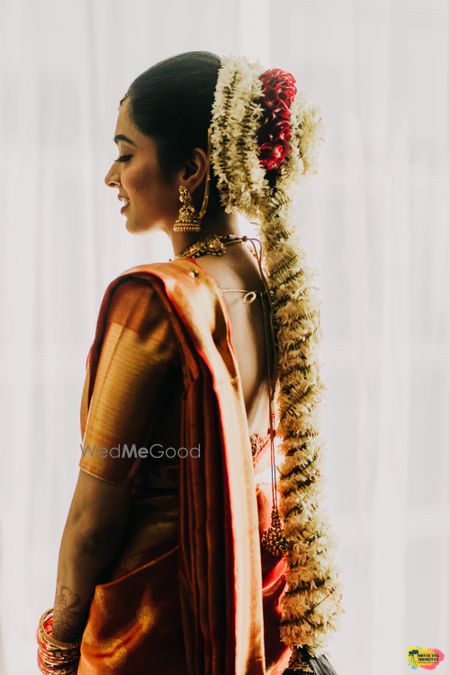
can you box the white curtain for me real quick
[1,1,448,673]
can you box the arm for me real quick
[47,277,179,643]
[51,471,130,641]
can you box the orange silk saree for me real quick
[76,258,291,674]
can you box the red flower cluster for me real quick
[257,68,297,173]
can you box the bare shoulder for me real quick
[191,245,266,291]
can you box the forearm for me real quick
[52,521,126,642]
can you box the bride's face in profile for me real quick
[104,97,181,234]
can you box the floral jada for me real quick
[208,54,344,675]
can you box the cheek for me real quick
[121,162,152,199]
[122,163,175,217]
[121,161,178,226]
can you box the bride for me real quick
[36,51,344,674]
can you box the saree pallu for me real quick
[76,259,291,674]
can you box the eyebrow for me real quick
[114,134,137,147]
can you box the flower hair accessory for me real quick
[209,54,325,220]
[208,54,345,674]
[257,68,297,174]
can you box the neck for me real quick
[167,208,241,257]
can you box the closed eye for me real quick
[114,155,132,163]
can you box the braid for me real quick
[260,189,344,656]
[209,55,345,670]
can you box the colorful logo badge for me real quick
[407,647,445,670]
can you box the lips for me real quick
[118,194,130,213]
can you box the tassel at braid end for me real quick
[283,646,340,675]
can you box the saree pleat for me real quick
[179,372,227,674]
[76,259,290,674]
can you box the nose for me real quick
[104,163,120,188]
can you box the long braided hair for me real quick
[209,55,345,673]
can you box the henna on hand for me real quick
[52,583,88,642]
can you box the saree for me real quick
[76,258,291,674]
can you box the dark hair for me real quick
[122,51,222,210]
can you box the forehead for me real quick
[113,97,157,155]
[114,98,135,137]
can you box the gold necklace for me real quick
[172,232,247,260]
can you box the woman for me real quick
[37,52,344,674]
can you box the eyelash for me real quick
[114,154,132,163]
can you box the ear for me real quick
[178,147,209,198]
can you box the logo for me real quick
[407,647,445,670]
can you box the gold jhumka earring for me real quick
[173,129,212,232]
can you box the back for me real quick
[190,242,276,436]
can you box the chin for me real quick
[124,216,140,233]
[130,215,167,235]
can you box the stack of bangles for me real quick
[36,608,81,674]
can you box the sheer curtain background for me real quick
[0,0,448,673]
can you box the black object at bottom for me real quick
[283,645,340,674]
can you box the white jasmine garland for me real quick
[209,55,268,219]
[209,55,345,665]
